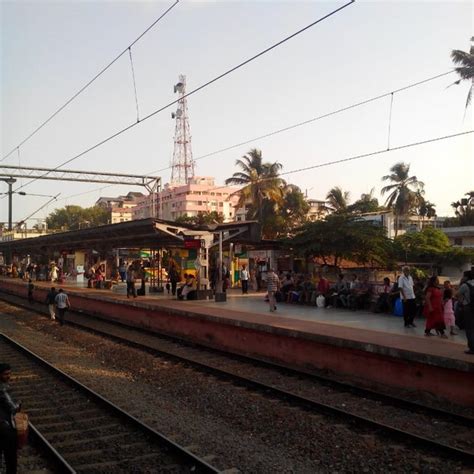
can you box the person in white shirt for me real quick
[54,288,70,326]
[240,265,249,294]
[398,266,417,328]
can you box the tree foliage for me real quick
[45,205,109,231]
[451,36,474,108]
[445,191,474,226]
[225,148,284,223]
[288,214,392,268]
[381,162,424,236]
[325,187,349,213]
[347,188,381,214]
[394,228,473,265]
[175,211,224,226]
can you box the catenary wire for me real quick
[8,68,460,207]
[150,70,455,173]
[11,0,355,194]
[52,129,473,209]
[1,0,180,162]
[51,70,461,204]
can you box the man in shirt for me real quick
[0,363,19,474]
[45,287,57,320]
[398,266,417,328]
[240,265,249,294]
[54,288,70,326]
[457,270,474,355]
[266,268,280,312]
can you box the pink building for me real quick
[132,177,244,222]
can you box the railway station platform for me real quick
[0,277,472,408]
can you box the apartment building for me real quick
[132,177,243,222]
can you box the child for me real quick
[443,287,457,336]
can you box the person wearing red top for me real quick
[317,273,330,295]
[423,276,446,337]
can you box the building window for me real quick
[454,237,463,246]
[198,201,203,206]
[219,202,223,207]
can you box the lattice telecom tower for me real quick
[170,75,195,186]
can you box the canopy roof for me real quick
[0,218,263,256]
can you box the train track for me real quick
[1,293,474,469]
[0,332,219,474]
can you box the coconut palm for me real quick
[325,186,350,213]
[225,148,284,223]
[451,191,474,225]
[451,37,474,109]
[381,162,424,236]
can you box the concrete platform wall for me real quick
[1,279,472,408]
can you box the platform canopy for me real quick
[0,218,262,256]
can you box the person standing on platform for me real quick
[168,264,180,297]
[118,261,127,282]
[457,270,474,354]
[54,289,70,326]
[27,279,34,304]
[398,266,417,328]
[0,363,20,474]
[240,265,249,294]
[443,286,457,336]
[45,287,57,320]
[423,276,446,337]
[266,268,280,312]
[126,265,137,299]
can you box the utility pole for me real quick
[1,178,17,230]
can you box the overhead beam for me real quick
[0,164,160,188]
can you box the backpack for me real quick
[466,282,474,312]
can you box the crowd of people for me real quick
[255,266,474,354]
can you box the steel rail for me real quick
[4,291,469,427]
[0,332,220,474]
[62,317,474,465]
[28,422,77,473]
[1,293,473,466]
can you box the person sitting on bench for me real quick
[178,274,197,300]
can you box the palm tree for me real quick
[451,37,474,109]
[381,162,424,236]
[325,186,349,213]
[225,148,284,223]
[451,191,474,225]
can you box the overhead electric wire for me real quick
[53,129,473,208]
[18,193,60,224]
[150,70,455,173]
[1,0,180,162]
[11,0,355,194]
[51,69,462,204]
[188,130,474,192]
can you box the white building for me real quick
[357,210,439,239]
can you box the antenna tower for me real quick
[170,75,195,185]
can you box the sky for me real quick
[1,0,473,227]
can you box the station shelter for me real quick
[0,218,267,292]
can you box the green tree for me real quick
[451,37,474,108]
[347,188,381,214]
[263,184,310,239]
[46,205,109,231]
[225,148,284,224]
[381,162,424,236]
[289,214,391,268]
[446,191,474,226]
[325,186,350,213]
[394,227,472,266]
[175,211,224,226]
